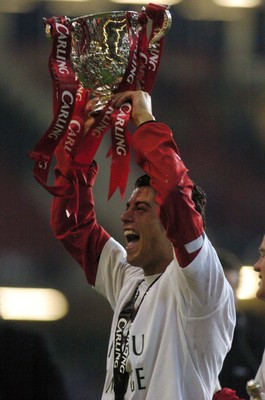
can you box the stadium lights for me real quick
[0,287,69,321]
[212,0,261,7]
[237,266,260,300]
[110,0,182,4]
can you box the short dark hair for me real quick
[135,174,207,227]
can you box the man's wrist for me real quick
[135,113,156,127]
[138,119,157,128]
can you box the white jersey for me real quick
[95,234,235,400]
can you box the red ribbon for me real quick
[108,103,132,199]
[60,83,90,157]
[28,17,80,197]
[139,3,167,93]
[106,3,169,198]
[29,4,169,208]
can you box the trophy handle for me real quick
[148,8,172,49]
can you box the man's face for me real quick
[254,235,265,301]
[120,186,173,275]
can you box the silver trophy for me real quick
[49,7,171,114]
[70,11,138,113]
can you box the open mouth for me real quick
[124,229,140,249]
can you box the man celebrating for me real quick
[50,90,235,399]
[251,235,265,393]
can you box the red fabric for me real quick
[50,121,204,284]
[213,388,246,400]
[50,144,110,285]
[132,122,204,267]
[29,18,79,196]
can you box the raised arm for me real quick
[112,91,204,267]
[50,143,110,285]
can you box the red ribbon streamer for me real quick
[29,17,79,197]
[106,3,169,198]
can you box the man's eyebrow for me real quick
[126,201,152,209]
[135,201,152,208]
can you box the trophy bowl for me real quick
[70,11,139,114]
[43,6,171,115]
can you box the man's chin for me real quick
[256,289,265,302]
[126,257,138,267]
[126,252,141,268]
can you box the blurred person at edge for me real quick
[48,90,236,399]
[251,235,265,393]
[218,249,265,399]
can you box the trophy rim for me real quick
[71,10,139,23]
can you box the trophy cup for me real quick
[44,6,171,114]
[70,11,139,114]
[30,4,172,202]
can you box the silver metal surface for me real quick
[70,11,139,111]
[246,379,265,400]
